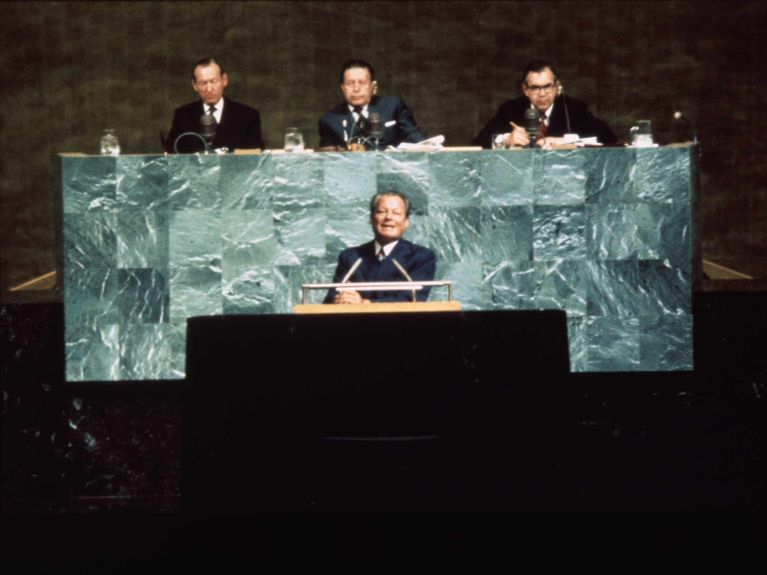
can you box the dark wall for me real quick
[2,0,765,291]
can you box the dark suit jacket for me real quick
[471,95,617,148]
[324,239,437,303]
[166,98,264,153]
[319,95,425,149]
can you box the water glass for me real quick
[100,129,121,156]
[284,127,305,152]
[629,120,654,147]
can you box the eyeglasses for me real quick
[525,83,556,94]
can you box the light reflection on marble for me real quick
[62,147,696,379]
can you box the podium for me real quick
[183,309,569,512]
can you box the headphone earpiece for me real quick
[557,83,563,96]
[372,80,378,94]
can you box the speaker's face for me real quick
[371,194,409,245]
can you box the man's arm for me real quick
[566,98,618,144]
[319,115,345,149]
[471,102,516,149]
[393,99,425,143]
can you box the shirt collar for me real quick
[531,102,553,123]
[348,103,369,117]
[374,240,398,257]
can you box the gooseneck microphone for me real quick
[673,111,699,145]
[524,107,541,148]
[199,114,217,148]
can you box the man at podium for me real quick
[325,191,436,304]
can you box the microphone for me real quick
[524,107,541,148]
[673,110,699,147]
[392,258,417,302]
[340,257,363,283]
[366,112,384,138]
[365,112,384,149]
[199,114,216,149]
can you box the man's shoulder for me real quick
[341,241,375,257]
[397,238,434,258]
[371,95,406,111]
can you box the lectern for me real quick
[183,309,569,512]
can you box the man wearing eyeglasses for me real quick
[471,59,616,149]
[165,57,264,153]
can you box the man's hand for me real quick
[508,122,531,147]
[333,290,370,304]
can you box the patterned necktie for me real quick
[377,247,386,261]
[208,105,218,126]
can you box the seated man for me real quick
[472,59,617,148]
[166,57,264,153]
[319,59,425,150]
[325,191,436,304]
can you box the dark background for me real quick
[1,0,765,292]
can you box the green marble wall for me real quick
[62,147,695,380]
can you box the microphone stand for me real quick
[173,132,210,154]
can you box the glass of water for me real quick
[629,120,654,147]
[284,127,304,152]
[100,129,121,156]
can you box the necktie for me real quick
[538,112,548,139]
[208,105,218,126]
[377,247,386,261]
[354,106,365,133]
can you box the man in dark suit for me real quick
[472,59,617,149]
[165,57,264,153]
[319,59,424,151]
[325,191,436,304]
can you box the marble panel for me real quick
[429,152,482,207]
[63,212,117,269]
[324,153,377,209]
[477,151,534,206]
[586,316,641,372]
[220,153,274,210]
[273,207,327,265]
[116,268,169,324]
[62,155,117,213]
[533,259,589,315]
[427,207,484,264]
[221,209,278,279]
[167,154,221,210]
[116,155,168,211]
[535,149,588,206]
[533,205,586,261]
[480,206,534,264]
[639,313,694,371]
[116,210,169,269]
